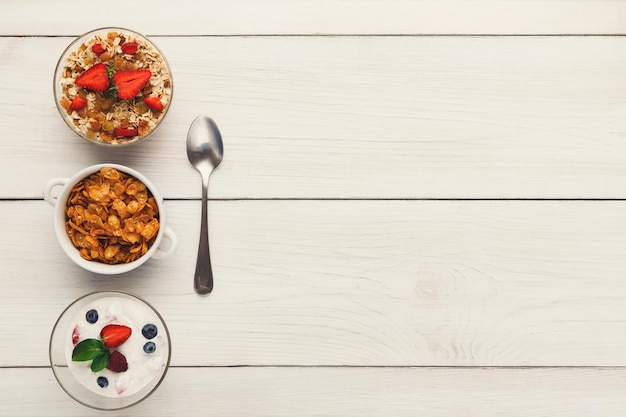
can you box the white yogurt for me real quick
[65,296,168,397]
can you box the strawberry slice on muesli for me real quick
[75,63,109,92]
[143,96,163,111]
[111,69,151,100]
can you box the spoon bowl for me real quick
[186,116,224,294]
[187,117,224,172]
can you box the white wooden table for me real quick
[2,1,626,415]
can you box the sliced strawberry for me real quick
[114,127,139,137]
[69,96,88,110]
[75,63,109,92]
[112,69,151,100]
[72,325,80,345]
[121,41,138,55]
[100,324,132,348]
[91,43,106,56]
[143,96,163,111]
[106,351,128,372]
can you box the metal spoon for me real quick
[186,115,224,294]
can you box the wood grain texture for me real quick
[1,367,626,417]
[3,200,626,367]
[4,2,626,415]
[1,0,625,35]
[2,36,626,199]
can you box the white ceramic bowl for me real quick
[49,291,171,410]
[43,164,177,274]
[53,27,173,146]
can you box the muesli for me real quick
[57,30,171,145]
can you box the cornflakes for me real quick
[65,167,160,264]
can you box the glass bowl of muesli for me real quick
[54,27,173,146]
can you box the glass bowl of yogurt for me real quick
[49,291,171,410]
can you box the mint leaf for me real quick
[106,64,115,80]
[107,85,118,100]
[72,339,104,362]
[90,349,111,372]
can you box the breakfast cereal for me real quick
[57,30,171,144]
[65,167,160,264]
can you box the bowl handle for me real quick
[152,226,177,259]
[43,178,68,207]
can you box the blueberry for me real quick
[143,341,156,354]
[141,324,158,339]
[97,376,108,388]
[85,309,99,324]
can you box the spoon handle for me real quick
[194,172,213,294]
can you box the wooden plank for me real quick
[2,36,626,199]
[3,200,626,367]
[2,366,626,416]
[1,0,625,35]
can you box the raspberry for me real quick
[106,351,128,372]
